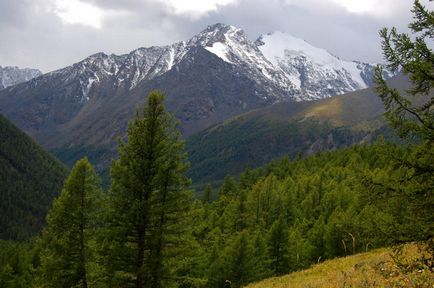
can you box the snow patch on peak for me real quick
[257,31,337,66]
[205,42,233,63]
[189,23,244,48]
[198,24,295,96]
[256,31,380,99]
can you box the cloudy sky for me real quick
[0,0,431,72]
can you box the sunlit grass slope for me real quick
[245,242,433,288]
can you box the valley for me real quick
[0,1,432,286]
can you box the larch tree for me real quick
[268,216,290,276]
[40,158,102,288]
[374,0,433,142]
[102,90,191,288]
[373,0,433,241]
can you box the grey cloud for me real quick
[192,0,414,63]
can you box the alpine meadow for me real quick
[0,1,433,288]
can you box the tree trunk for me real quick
[80,168,88,288]
[136,227,145,288]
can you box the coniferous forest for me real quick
[0,1,433,287]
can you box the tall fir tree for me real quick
[39,158,102,288]
[102,91,191,288]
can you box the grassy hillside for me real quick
[246,242,433,288]
[0,114,68,240]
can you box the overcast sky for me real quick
[0,0,432,72]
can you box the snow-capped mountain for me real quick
[255,31,391,100]
[195,24,295,97]
[0,66,42,90]
[41,44,188,103]
[36,24,295,105]
[22,24,391,106]
[0,23,395,153]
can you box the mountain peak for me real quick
[204,23,239,33]
[86,52,109,60]
[189,23,245,48]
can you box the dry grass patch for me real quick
[245,242,433,288]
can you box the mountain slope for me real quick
[246,242,432,288]
[0,23,394,150]
[0,114,68,240]
[0,24,398,186]
[53,76,407,187]
[0,66,42,90]
[186,76,410,185]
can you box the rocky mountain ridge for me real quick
[14,23,393,106]
[0,66,42,90]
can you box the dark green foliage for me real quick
[0,114,68,240]
[374,0,433,141]
[0,240,41,288]
[1,136,432,288]
[268,217,290,275]
[202,184,213,204]
[102,91,192,288]
[361,142,434,242]
[39,158,102,288]
[208,231,257,288]
[251,230,272,280]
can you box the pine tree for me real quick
[40,158,102,288]
[103,91,191,288]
